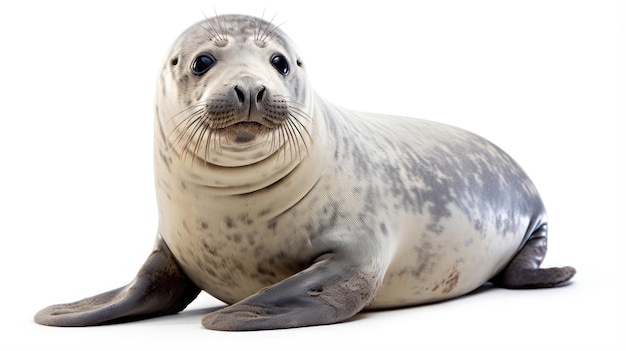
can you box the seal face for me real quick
[35,14,576,331]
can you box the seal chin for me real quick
[234,130,256,143]
[220,122,270,144]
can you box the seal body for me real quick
[157,103,543,309]
[35,14,575,330]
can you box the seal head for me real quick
[157,15,312,170]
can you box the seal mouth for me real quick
[213,119,276,130]
[220,121,272,144]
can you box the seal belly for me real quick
[327,109,545,309]
[368,208,526,309]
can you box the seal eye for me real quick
[270,54,289,75]
[191,54,217,75]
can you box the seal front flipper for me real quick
[34,238,200,326]
[490,224,576,288]
[201,252,381,331]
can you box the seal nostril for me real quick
[256,86,266,103]
[234,85,245,104]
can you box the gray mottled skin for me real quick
[35,14,575,331]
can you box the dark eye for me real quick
[191,54,217,75]
[270,54,289,75]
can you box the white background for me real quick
[1,0,624,350]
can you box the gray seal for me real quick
[35,14,575,331]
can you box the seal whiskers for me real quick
[254,12,280,45]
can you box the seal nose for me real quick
[234,85,246,104]
[233,84,266,105]
[256,86,266,103]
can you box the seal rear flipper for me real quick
[490,224,576,288]
[201,252,380,331]
[34,238,201,326]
